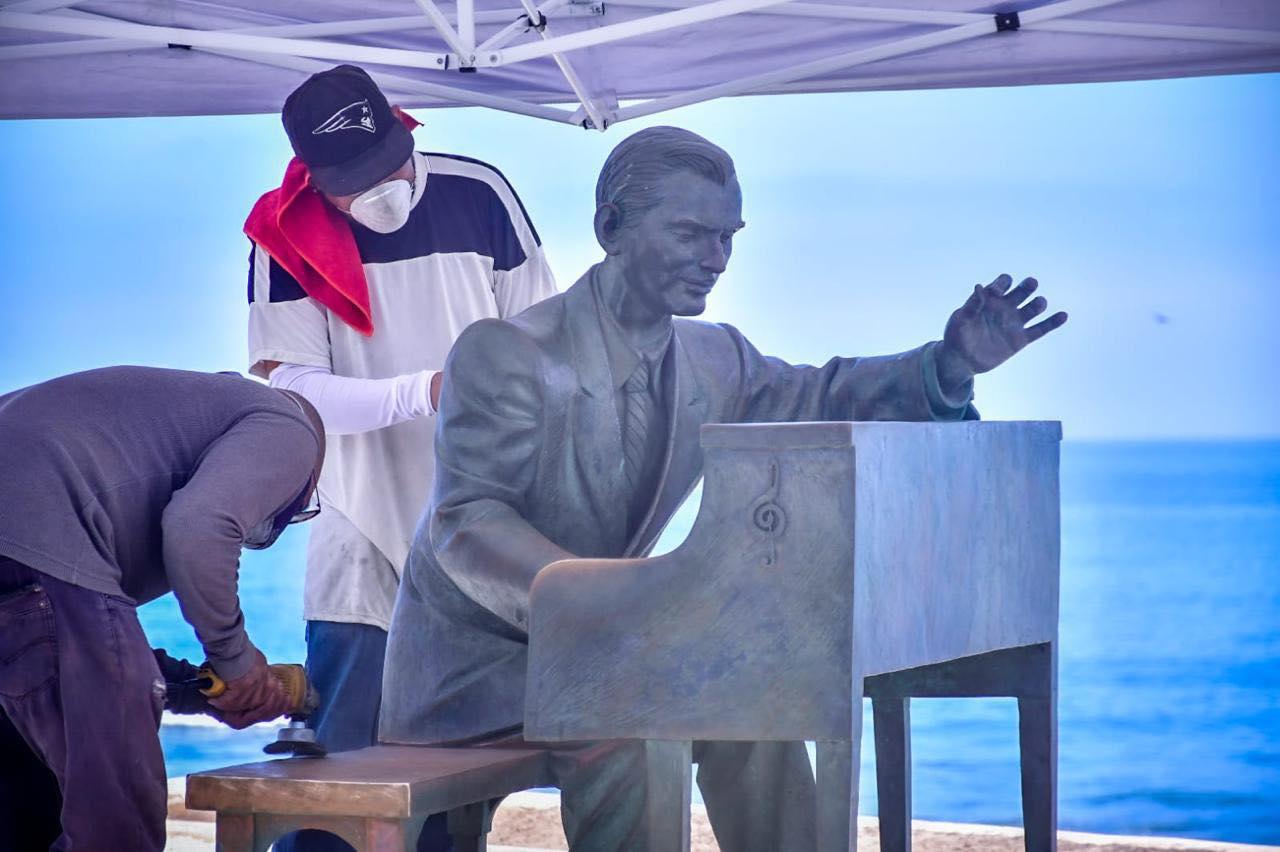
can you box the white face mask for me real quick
[348,178,413,233]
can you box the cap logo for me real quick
[312,99,376,135]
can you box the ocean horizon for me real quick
[143,439,1280,845]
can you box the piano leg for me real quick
[1017,644,1058,852]
[816,701,862,852]
[646,739,692,852]
[872,697,911,852]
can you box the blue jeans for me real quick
[275,621,452,852]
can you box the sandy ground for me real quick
[166,781,1277,852]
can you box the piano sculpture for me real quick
[524,420,1062,851]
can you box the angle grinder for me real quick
[154,649,327,758]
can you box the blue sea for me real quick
[140,441,1280,845]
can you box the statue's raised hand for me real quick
[937,274,1067,389]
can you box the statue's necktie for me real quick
[622,358,652,493]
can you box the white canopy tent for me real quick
[1,0,1277,129]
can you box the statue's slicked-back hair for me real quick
[595,126,736,231]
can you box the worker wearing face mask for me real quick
[243,64,556,852]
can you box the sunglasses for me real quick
[290,490,322,525]
[243,481,321,550]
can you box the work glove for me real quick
[207,649,293,730]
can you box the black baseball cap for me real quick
[282,64,414,196]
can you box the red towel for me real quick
[244,109,422,337]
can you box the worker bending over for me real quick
[0,366,325,852]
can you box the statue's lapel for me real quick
[564,273,628,550]
[626,324,709,556]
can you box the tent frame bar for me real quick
[458,0,477,53]
[490,0,803,65]
[211,47,579,124]
[0,9,457,69]
[611,0,1280,46]
[513,0,610,128]
[0,4,578,122]
[5,0,1275,69]
[610,0,982,27]
[485,0,1280,66]
[614,0,1129,121]
[478,0,572,56]
[2,0,1279,128]
[411,0,471,60]
[0,11,557,62]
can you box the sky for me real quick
[0,71,1277,439]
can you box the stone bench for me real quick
[186,743,553,852]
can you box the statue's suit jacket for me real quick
[381,270,976,744]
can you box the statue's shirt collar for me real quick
[590,268,673,392]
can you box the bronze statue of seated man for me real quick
[380,126,1066,851]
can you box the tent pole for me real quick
[5,0,1275,124]
[458,0,477,54]
[0,4,585,125]
[247,10,537,34]
[0,6,526,63]
[609,0,981,27]
[1039,19,1280,47]
[0,10,457,70]
[208,48,580,124]
[0,38,145,61]
[574,0,1280,48]
[478,0,572,54]
[488,0,802,65]
[756,58,1280,96]
[614,0,1129,122]
[0,10,566,62]
[514,0,609,129]
[410,0,471,60]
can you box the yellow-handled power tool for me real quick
[195,662,326,757]
[195,661,312,708]
[153,649,326,758]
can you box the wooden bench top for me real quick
[186,744,553,820]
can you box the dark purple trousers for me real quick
[0,556,167,852]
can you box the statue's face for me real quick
[616,171,744,317]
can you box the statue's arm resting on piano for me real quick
[427,319,574,632]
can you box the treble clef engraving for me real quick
[750,458,787,566]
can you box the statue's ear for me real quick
[594,203,624,255]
